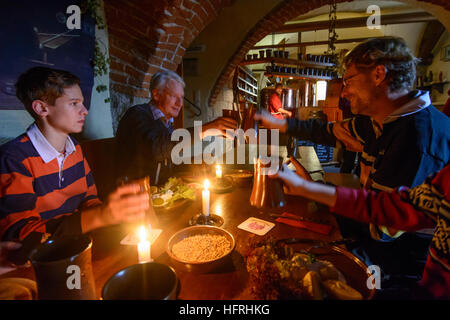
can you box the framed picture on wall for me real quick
[441,44,450,62]
[0,0,94,110]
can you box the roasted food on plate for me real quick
[245,239,363,300]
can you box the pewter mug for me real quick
[250,156,285,209]
[29,234,97,300]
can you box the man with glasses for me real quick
[255,37,450,296]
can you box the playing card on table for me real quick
[238,217,275,236]
[120,229,162,245]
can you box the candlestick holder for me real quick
[189,212,224,227]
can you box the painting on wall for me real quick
[0,0,95,110]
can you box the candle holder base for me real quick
[189,213,224,227]
[138,258,153,264]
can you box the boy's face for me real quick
[46,85,88,134]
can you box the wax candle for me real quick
[215,165,222,179]
[202,179,210,216]
[137,225,151,263]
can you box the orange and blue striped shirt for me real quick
[0,126,101,242]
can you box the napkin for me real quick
[120,229,162,245]
[275,212,333,235]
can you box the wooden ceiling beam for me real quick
[273,12,436,34]
[252,37,371,50]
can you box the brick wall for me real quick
[104,0,233,129]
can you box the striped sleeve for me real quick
[330,118,364,152]
[286,118,337,147]
[80,154,101,209]
[331,185,436,232]
[0,151,44,241]
[331,165,450,231]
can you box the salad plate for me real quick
[151,177,196,211]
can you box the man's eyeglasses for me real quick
[342,73,360,87]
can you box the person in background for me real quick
[273,157,449,299]
[267,83,292,119]
[115,69,237,185]
[0,67,150,264]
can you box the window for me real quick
[316,81,327,101]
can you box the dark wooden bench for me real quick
[80,137,117,201]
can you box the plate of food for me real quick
[151,177,196,211]
[245,238,375,300]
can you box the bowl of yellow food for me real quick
[166,226,235,274]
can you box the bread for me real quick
[318,265,340,281]
[0,278,37,300]
[302,271,323,300]
[322,279,363,300]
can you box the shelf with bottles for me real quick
[240,51,336,68]
[236,81,258,98]
[237,66,257,87]
[238,92,257,104]
[237,85,258,97]
[237,76,257,89]
[264,65,336,81]
[265,72,333,81]
[235,65,258,104]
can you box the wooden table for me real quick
[324,172,361,189]
[1,183,342,300]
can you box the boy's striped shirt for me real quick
[0,129,100,241]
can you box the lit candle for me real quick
[215,165,222,179]
[202,179,210,216]
[137,225,151,263]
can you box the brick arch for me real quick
[104,0,234,99]
[208,0,450,106]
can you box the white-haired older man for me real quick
[115,69,237,184]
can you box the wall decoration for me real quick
[441,44,450,62]
[0,0,95,110]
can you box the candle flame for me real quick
[204,179,210,190]
[138,225,148,242]
[215,165,222,178]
